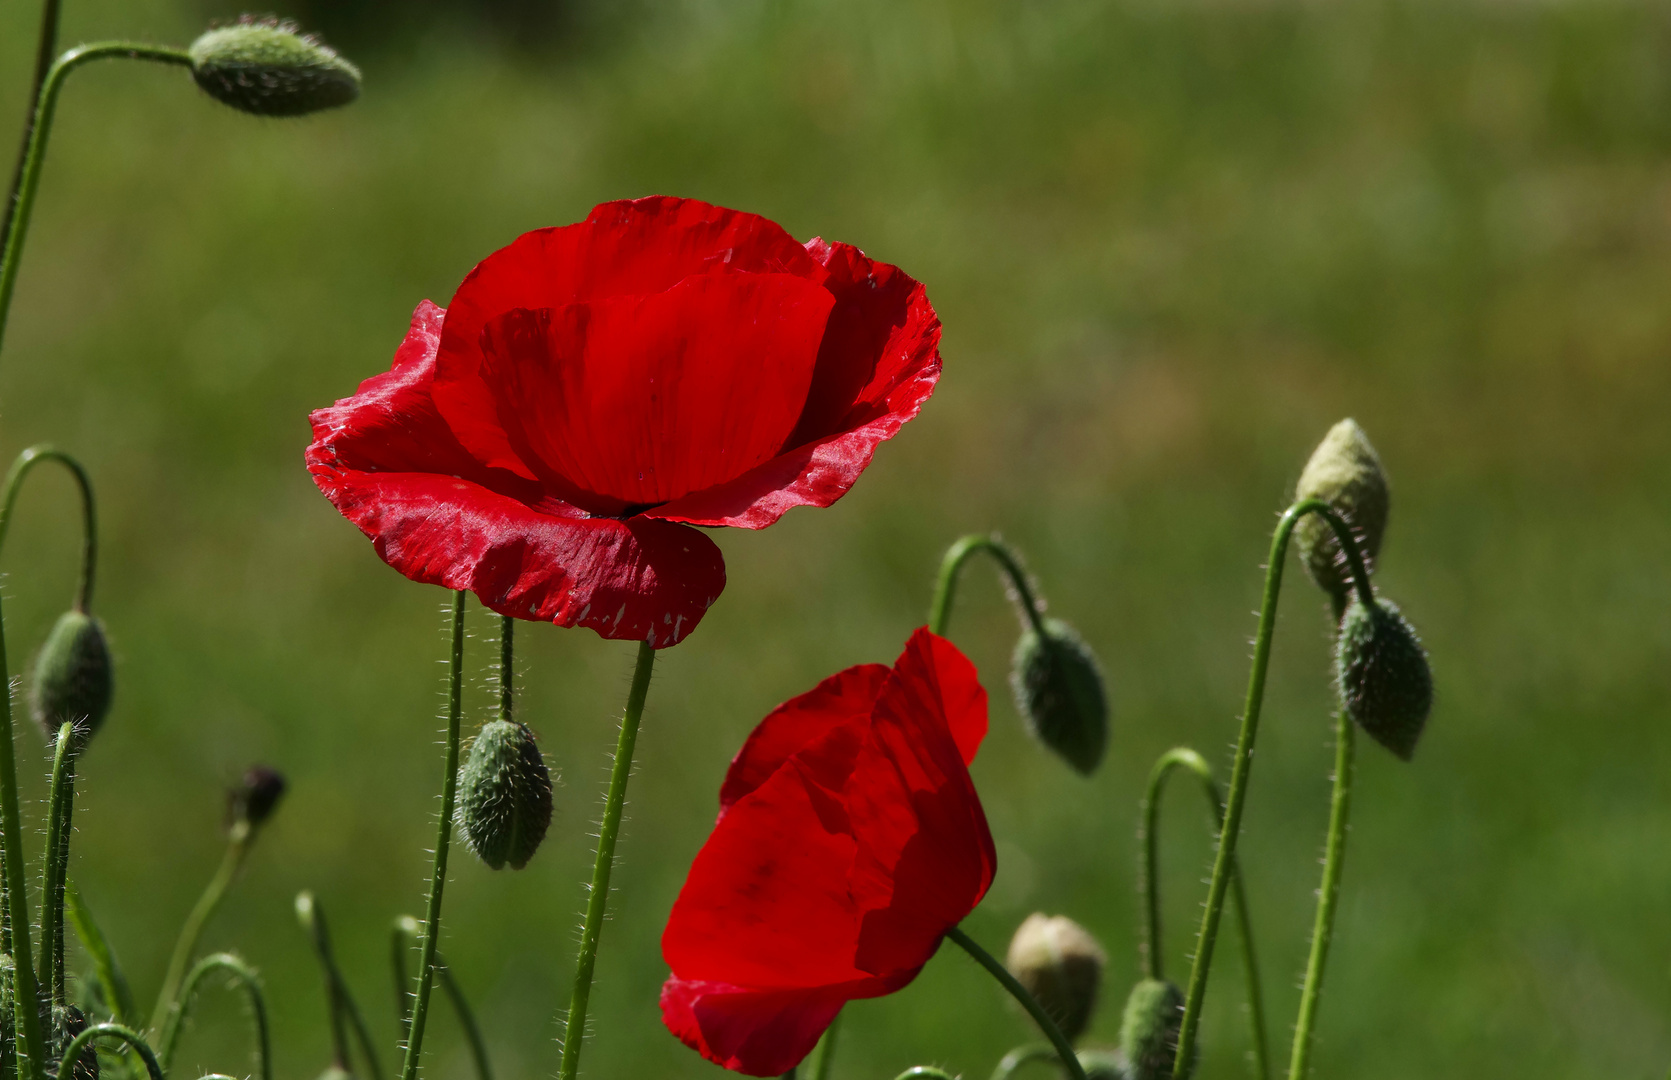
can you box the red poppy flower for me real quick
[660,627,996,1075]
[306,197,941,647]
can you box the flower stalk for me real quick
[928,534,1048,639]
[559,638,657,1080]
[397,589,468,1080]
[150,816,258,1034]
[0,445,96,611]
[1171,500,1373,1078]
[55,1023,163,1080]
[156,952,271,1080]
[945,926,1088,1080]
[393,915,493,1080]
[37,721,78,1005]
[0,588,49,1080]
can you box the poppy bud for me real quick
[1077,1049,1129,1080]
[1336,596,1432,760]
[1118,979,1189,1080]
[1005,913,1106,1044]
[56,1004,99,1080]
[29,610,113,749]
[1011,618,1109,775]
[229,765,287,830]
[188,17,361,118]
[456,720,553,870]
[1294,419,1389,609]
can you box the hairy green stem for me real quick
[0,42,193,362]
[990,1045,1056,1080]
[157,952,271,1080]
[0,591,49,1080]
[1142,748,1270,1080]
[929,534,1048,639]
[65,880,138,1026]
[298,891,383,1080]
[945,926,1086,1080]
[150,823,253,1033]
[0,445,97,611]
[37,721,76,1003]
[1286,712,1356,1080]
[558,638,657,1080]
[56,1023,162,1080]
[0,0,61,270]
[1171,500,1372,1079]
[811,1009,842,1080]
[499,615,514,722]
[392,915,493,1080]
[398,590,467,1080]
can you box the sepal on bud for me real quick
[456,720,553,870]
[1011,619,1109,775]
[1294,419,1389,609]
[1336,596,1433,760]
[1118,979,1189,1080]
[189,17,361,117]
[1005,913,1106,1044]
[29,610,113,749]
[229,765,287,830]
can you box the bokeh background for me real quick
[1,0,1668,1077]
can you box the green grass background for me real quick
[1,0,1669,1077]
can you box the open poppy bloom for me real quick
[660,628,997,1075]
[306,197,941,647]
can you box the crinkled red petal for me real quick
[306,301,725,647]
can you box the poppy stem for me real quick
[558,638,657,1080]
[155,952,271,1080]
[894,1071,957,1080]
[1286,711,1356,1080]
[392,915,494,1080]
[1171,500,1372,1080]
[1141,748,1270,1080]
[989,1045,1057,1080]
[299,891,385,1080]
[928,534,1048,639]
[0,445,97,612]
[56,1023,163,1080]
[1,0,62,254]
[0,42,193,365]
[398,589,467,1080]
[499,615,514,722]
[0,585,50,1080]
[150,821,255,1034]
[36,722,77,1006]
[945,925,1087,1080]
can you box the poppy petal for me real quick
[718,663,891,812]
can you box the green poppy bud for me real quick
[229,765,288,830]
[1078,1049,1130,1080]
[29,610,113,749]
[1011,618,1109,775]
[56,1004,99,1080]
[1005,913,1106,1044]
[1336,596,1432,760]
[188,17,361,118]
[1294,419,1389,610]
[1118,979,1189,1080]
[456,720,553,870]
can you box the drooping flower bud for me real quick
[1118,979,1189,1080]
[188,17,361,118]
[1011,618,1109,775]
[1077,1049,1130,1080]
[29,610,113,749]
[456,720,553,870]
[1294,419,1389,610]
[1336,596,1432,760]
[229,765,288,830]
[1005,913,1107,1044]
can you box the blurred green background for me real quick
[1,0,1669,1077]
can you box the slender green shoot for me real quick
[392,914,493,1080]
[990,1045,1057,1080]
[150,821,255,1034]
[156,952,270,1080]
[56,1024,162,1080]
[945,926,1086,1080]
[929,534,1048,638]
[297,891,384,1080]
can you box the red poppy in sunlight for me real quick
[660,627,996,1075]
[306,197,941,647]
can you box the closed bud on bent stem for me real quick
[1293,419,1389,613]
[1335,597,1433,761]
[1006,914,1106,1045]
[188,17,360,117]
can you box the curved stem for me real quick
[56,1024,162,1080]
[558,639,657,1080]
[810,1009,842,1080]
[298,891,384,1080]
[0,42,192,363]
[157,953,271,1080]
[392,915,493,1080]
[945,926,1086,1080]
[150,824,253,1033]
[1141,748,1271,1080]
[928,534,1048,639]
[398,590,467,1080]
[990,1045,1056,1080]
[1171,500,1369,1079]
[1285,712,1356,1080]
[1,0,63,248]
[894,1071,957,1080]
[0,445,96,611]
[0,591,49,1080]
[37,721,76,1002]
[64,879,138,1026]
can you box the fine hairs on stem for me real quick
[945,926,1088,1080]
[558,638,657,1080]
[156,952,271,1080]
[1171,500,1374,1079]
[928,533,1049,639]
[1141,748,1271,1080]
[392,915,494,1080]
